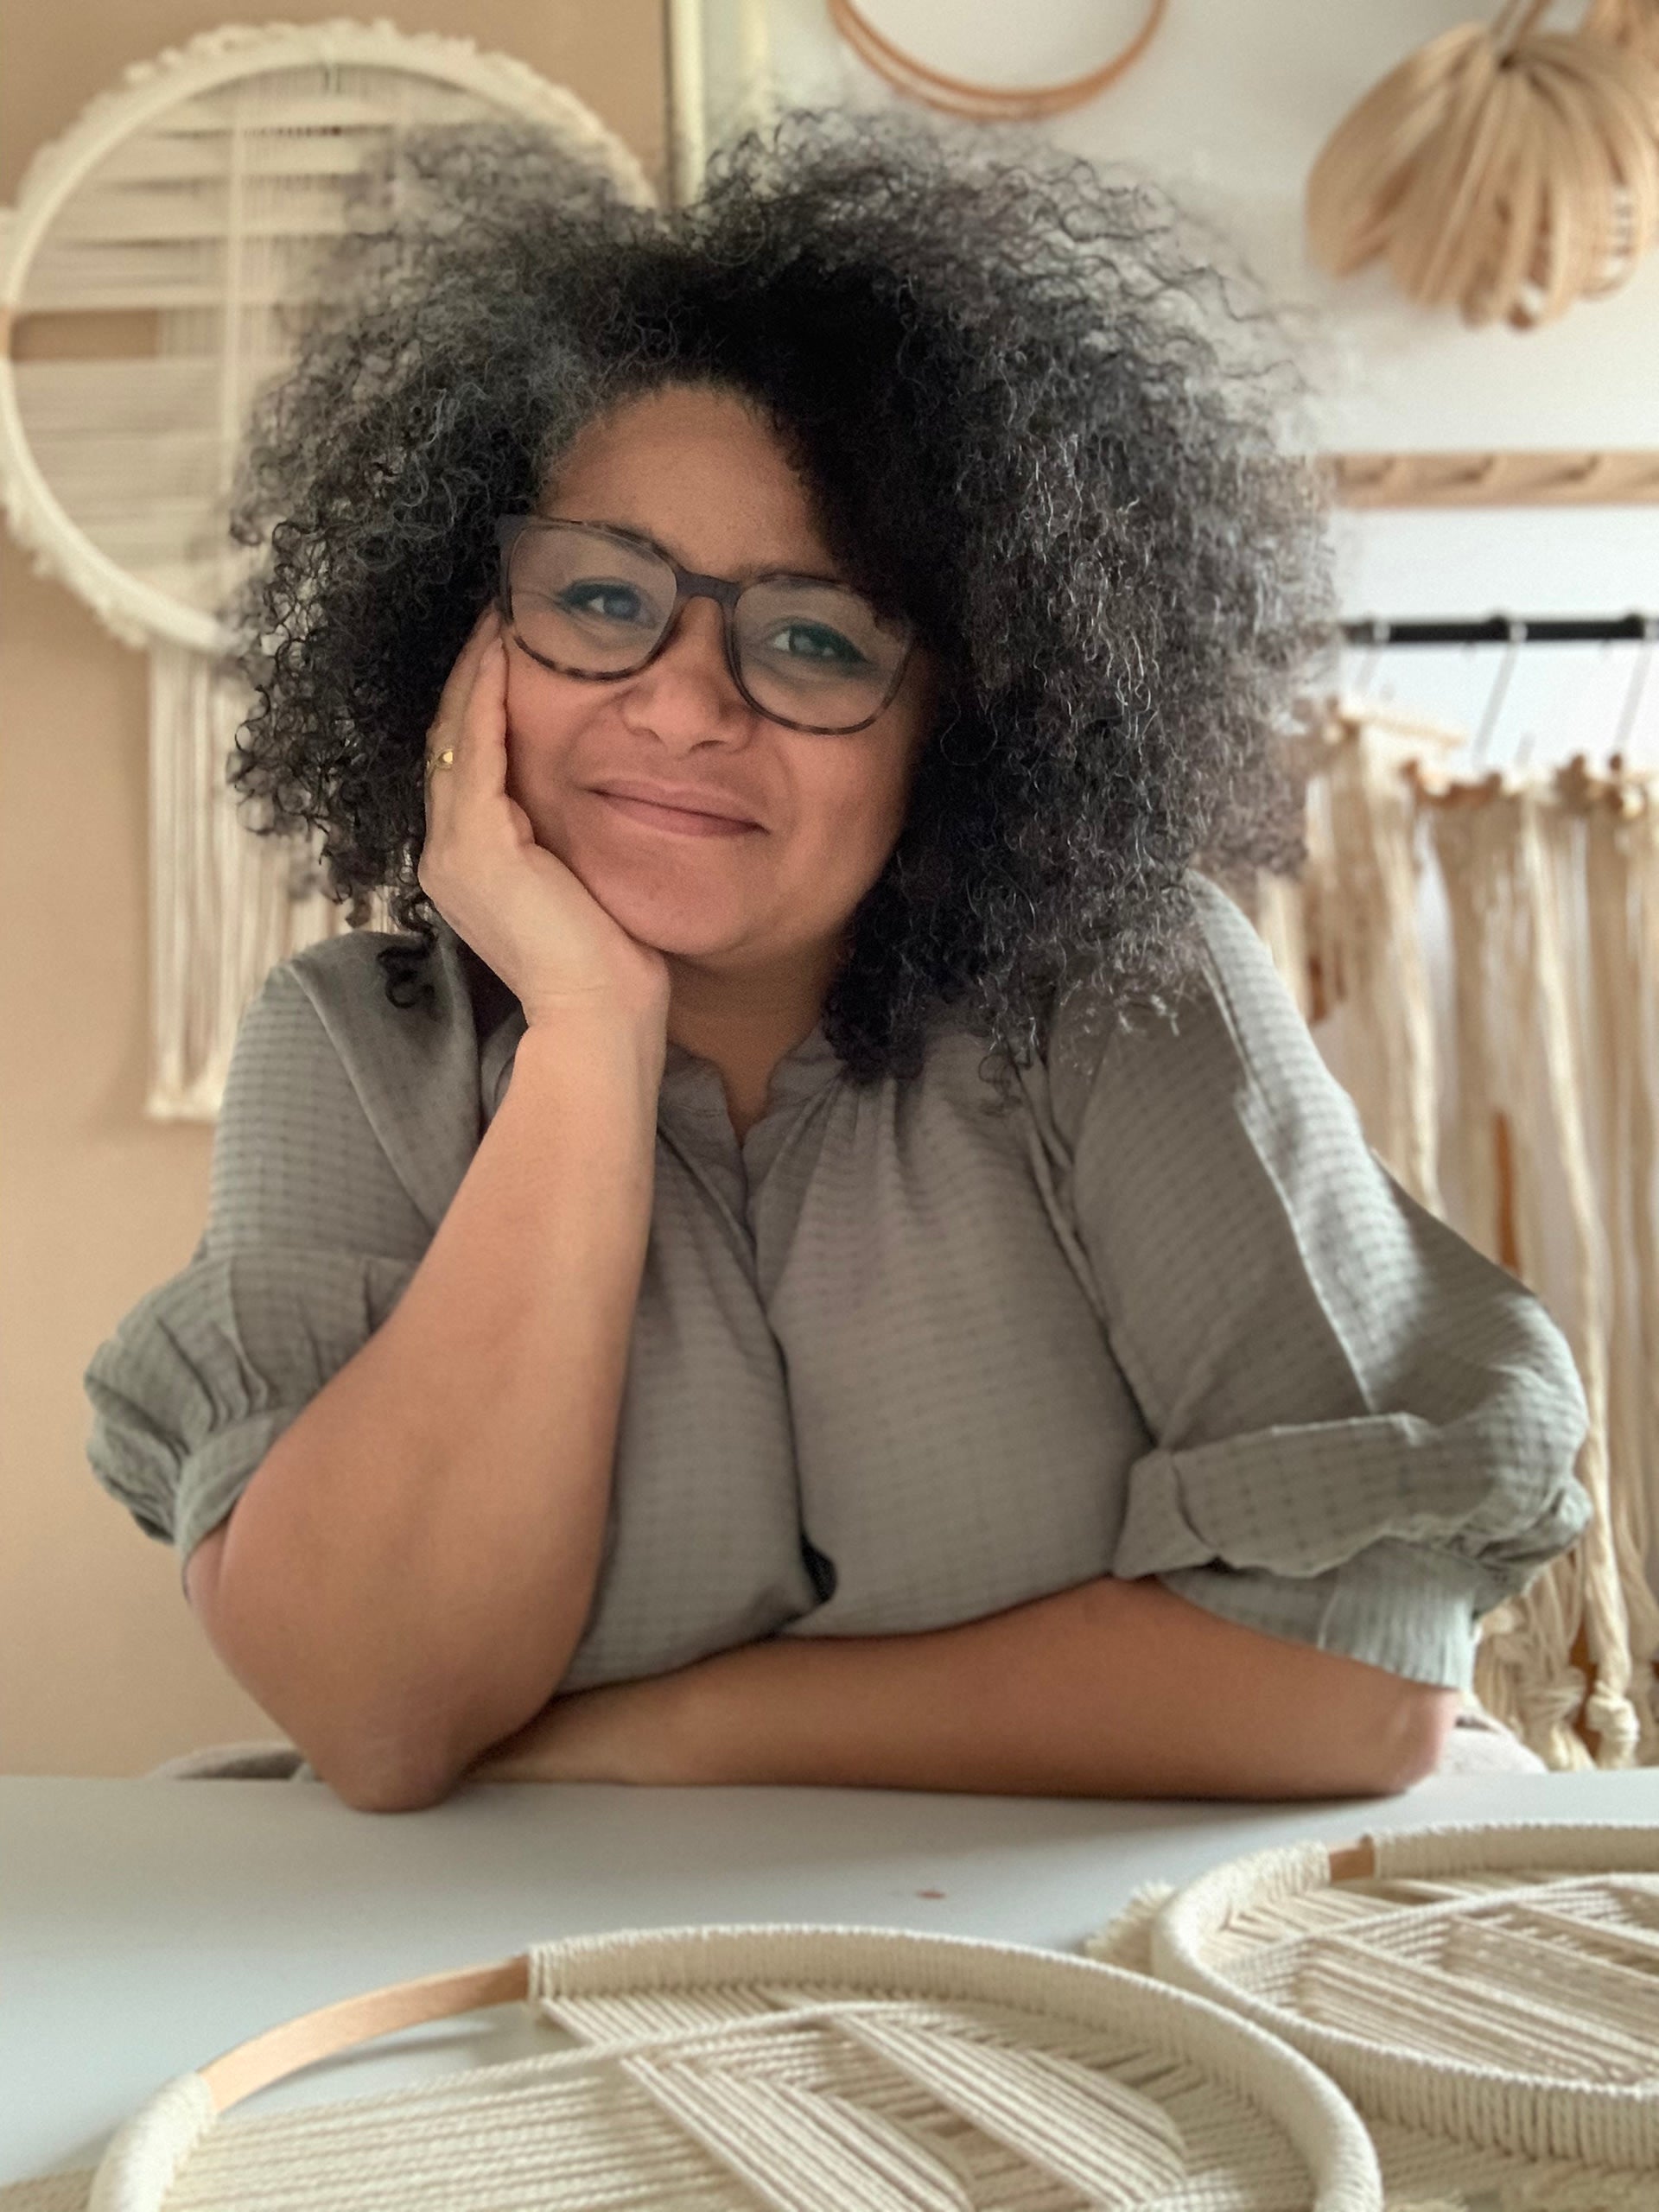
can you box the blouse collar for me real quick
[471,961,845,1129]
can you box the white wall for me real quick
[702,0,1659,766]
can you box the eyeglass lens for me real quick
[505,523,909,731]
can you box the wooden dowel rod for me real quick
[200,1955,530,2113]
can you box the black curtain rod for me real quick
[1341,613,1658,646]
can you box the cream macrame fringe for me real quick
[145,644,390,1119]
[1240,709,1659,1771]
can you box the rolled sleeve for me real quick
[82,955,436,1573]
[1069,873,1592,1690]
[84,1246,419,1567]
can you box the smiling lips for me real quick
[594,791,760,837]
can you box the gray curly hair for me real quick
[226,106,1333,1103]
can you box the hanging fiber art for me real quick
[1305,0,1659,327]
[1240,714,1659,1774]
[0,20,655,1120]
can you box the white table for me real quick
[3,1766,1656,2184]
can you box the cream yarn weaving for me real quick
[1284,707,1449,1220]
[1085,1818,1659,2212]
[1239,719,1659,1775]
[1305,0,1659,326]
[0,21,654,1119]
[3,1923,1384,2212]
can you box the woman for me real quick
[83,114,1589,1811]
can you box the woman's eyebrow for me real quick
[550,512,849,585]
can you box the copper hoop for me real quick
[827,0,1167,124]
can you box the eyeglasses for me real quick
[495,516,916,734]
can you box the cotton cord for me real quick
[0,23,653,1124]
[1309,714,1445,1212]
[41,1925,1383,2210]
[1089,1820,1659,2212]
[85,2076,214,2212]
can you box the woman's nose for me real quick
[622,595,747,738]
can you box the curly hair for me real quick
[225,106,1333,1107]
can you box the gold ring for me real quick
[424,747,455,780]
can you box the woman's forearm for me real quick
[189,1011,664,1812]
[647,1574,1459,1800]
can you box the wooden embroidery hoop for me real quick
[826,0,1166,123]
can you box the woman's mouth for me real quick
[595,791,760,837]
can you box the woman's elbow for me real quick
[186,1523,481,1812]
[312,1735,468,1814]
[1344,1684,1461,1796]
[1391,1685,1462,1787]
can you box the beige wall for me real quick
[0,2,668,1775]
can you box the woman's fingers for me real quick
[458,626,510,795]
[423,608,502,823]
[427,607,499,756]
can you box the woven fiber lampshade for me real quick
[0,20,655,1119]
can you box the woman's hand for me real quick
[417,607,673,1029]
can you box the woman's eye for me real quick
[559,580,652,625]
[766,620,868,666]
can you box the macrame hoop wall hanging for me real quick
[0,20,656,1121]
[51,1922,1385,2212]
[1086,1816,1659,2212]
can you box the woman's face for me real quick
[502,383,935,984]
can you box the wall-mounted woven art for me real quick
[1306,0,1659,327]
[0,19,655,1119]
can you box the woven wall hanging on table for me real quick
[1086,1818,1659,2212]
[1305,0,1659,327]
[0,20,655,1121]
[1,1922,1386,2210]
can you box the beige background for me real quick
[0,2,669,1775]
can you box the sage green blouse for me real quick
[83,871,1591,1693]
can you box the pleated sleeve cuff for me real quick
[1112,1419,1592,1690]
[82,1246,419,1575]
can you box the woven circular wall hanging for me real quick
[1087,1820,1659,2212]
[0,21,655,1122]
[26,1923,1386,2211]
